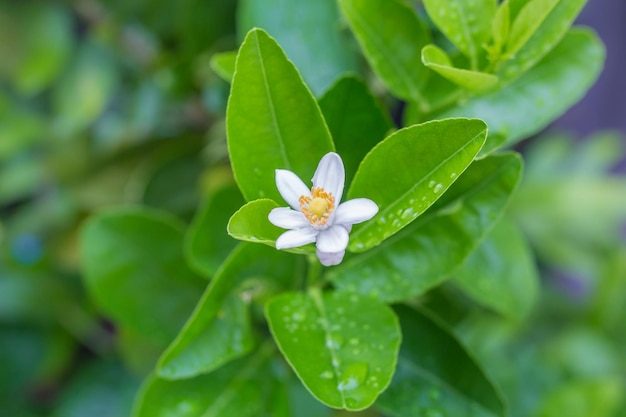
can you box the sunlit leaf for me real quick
[331,153,522,302]
[347,118,487,252]
[227,28,334,202]
[421,45,499,92]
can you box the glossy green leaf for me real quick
[437,29,604,150]
[135,343,275,417]
[330,153,522,302]
[210,50,237,82]
[421,45,499,92]
[157,292,254,380]
[376,306,506,417]
[185,185,245,278]
[227,199,315,254]
[227,199,281,246]
[347,118,487,252]
[498,0,587,81]
[157,244,297,379]
[318,75,392,186]
[505,0,559,58]
[422,0,496,67]
[226,28,334,202]
[453,218,539,321]
[266,290,401,410]
[338,0,431,106]
[81,208,205,346]
[238,0,359,96]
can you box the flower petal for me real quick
[275,228,318,250]
[316,224,349,253]
[268,207,309,230]
[312,152,345,204]
[316,249,345,266]
[334,198,379,226]
[276,169,310,211]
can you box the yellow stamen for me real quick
[299,187,335,226]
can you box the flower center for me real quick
[299,187,335,226]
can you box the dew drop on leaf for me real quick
[337,362,368,391]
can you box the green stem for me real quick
[306,254,322,289]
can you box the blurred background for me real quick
[0,1,624,416]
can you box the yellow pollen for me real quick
[309,197,328,216]
[299,187,335,226]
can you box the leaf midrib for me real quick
[253,31,291,170]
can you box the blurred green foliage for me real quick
[0,1,624,416]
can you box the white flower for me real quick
[268,152,378,266]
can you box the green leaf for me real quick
[134,343,275,417]
[498,0,588,81]
[338,0,431,106]
[157,244,297,379]
[505,0,559,58]
[330,153,522,302]
[210,50,237,82]
[9,4,73,95]
[453,218,539,321]
[492,0,510,54]
[238,0,359,96]
[422,0,496,67]
[318,75,392,186]
[227,28,334,202]
[227,199,315,254]
[185,185,245,278]
[81,208,205,346]
[265,289,401,410]
[52,39,117,137]
[537,378,624,417]
[227,199,281,246]
[52,360,138,417]
[421,45,499,92]
[376,306,506,417]
[347,118,487,252]
[436,28,605,150]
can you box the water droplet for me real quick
[433,183,443,193]
[428,180,436,189]
[320,370,333,379]
[349,338,360,346]
[450,172,457,179]
[292,311,305,322]
[326,333,343,350]
[337,362,368,391]
[400,208,415,220]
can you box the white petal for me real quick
[334,198,379,226]
[316,249,345,266]
[312,152,345,204]
[268,207,309,230]
[276,169,310,210]
[275,228,318,250]
[316,225,349,253]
